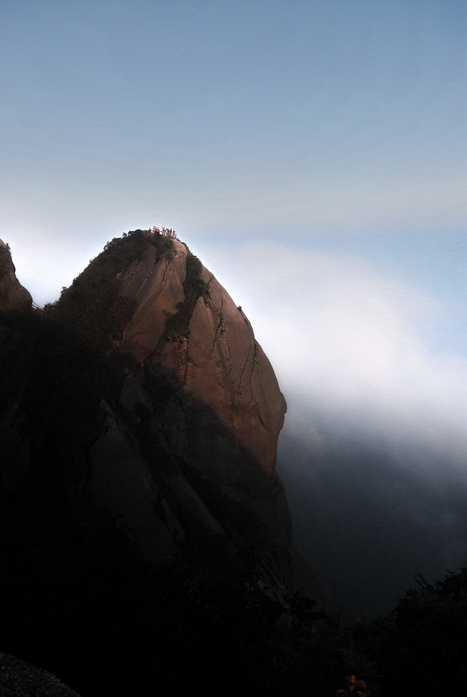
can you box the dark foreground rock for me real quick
[0,654,82,697]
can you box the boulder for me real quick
[0,654,82,697]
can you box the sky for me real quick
[1,0,466,613]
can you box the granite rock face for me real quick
[0,231,291,584]
[0,240,32,313]
[90,234,290,580]
[0,231,302,695]
[119,239,286,475]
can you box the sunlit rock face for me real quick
[119,239,286,475]
[0,233,305,696]
[0,232,291,586]
[111,240,291,578]
[0,240,32,313]
[113,235,291,580]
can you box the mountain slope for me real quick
[0,230,300,694]
[34,228,291,580]
[0,240,32,312]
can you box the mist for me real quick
[198,239,467,615]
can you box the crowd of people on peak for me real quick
[148,226,177,239]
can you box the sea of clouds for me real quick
[198,239,467,613]
[201,239,467,460]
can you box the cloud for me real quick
[205,239,467,614]
[10,230,467,465]
[199,239,467,463]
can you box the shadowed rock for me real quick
[1,231,292,586]
[0,241,32,313]
[0,654,82,697]
[0,233,327,696]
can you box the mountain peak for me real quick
[48,229,286,475]
[2,230,291,583]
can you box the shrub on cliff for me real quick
[44,230,173,356]
[164,251,207,339]
[348,566,467,695]
[0,242,12,278]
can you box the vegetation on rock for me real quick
[44,230,172,357]
[0,242,12,278]
[164,250,208,340]
[348,566,467,694]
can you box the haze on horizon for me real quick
[1,0,466,614]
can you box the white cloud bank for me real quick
[199,240,467,467]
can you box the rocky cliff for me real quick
[0,231,325,695]
[118,237,286,475]
[33,229,291,580]
[0,240,32,312]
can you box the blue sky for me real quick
[2,1,464,250]
[1,0,466,457]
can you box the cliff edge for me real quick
[0,240,32,313]
[119,236,286,475]
[1,229,291,584]
[0,230,328,695]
